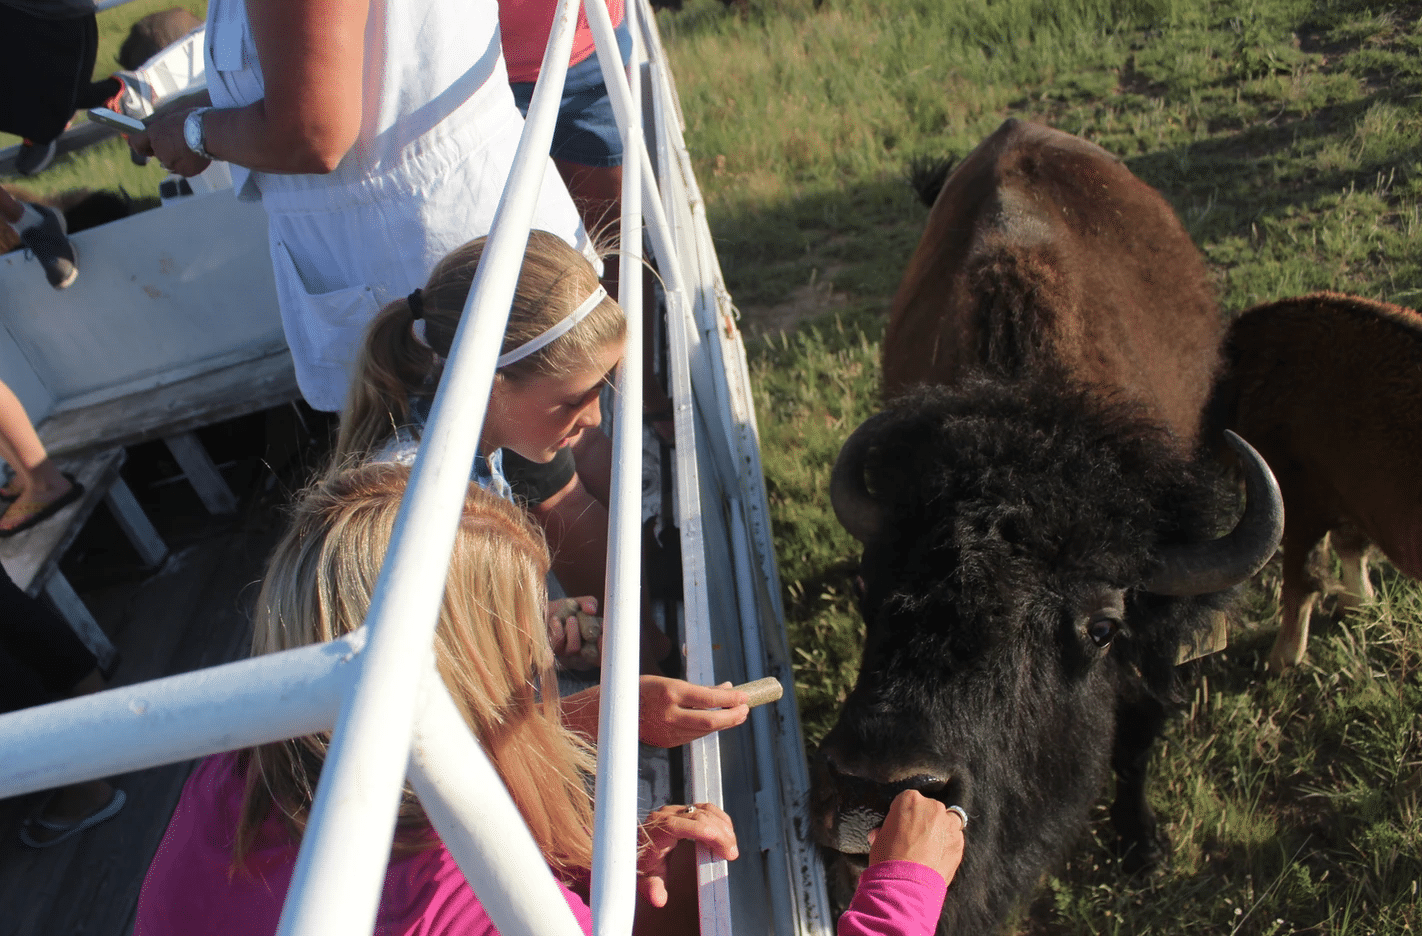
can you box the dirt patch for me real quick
[736,263,851,337]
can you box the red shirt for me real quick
[499,0,626,84]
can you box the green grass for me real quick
[656,0,1422,931]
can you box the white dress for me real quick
[203,0,592,411]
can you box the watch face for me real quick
[184,111,202,154]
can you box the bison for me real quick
[1213,292,1422,672]
[118,7,202,71]
[818,377,1281,933]
[882,119,1222,451]
[810,119,1283,933]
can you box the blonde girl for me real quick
[337,229,668,671]
[133,463,740,935]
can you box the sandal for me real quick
[0,475,84,537]
[19,788,126,848]
[0,479,21,504]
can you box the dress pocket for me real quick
[270,239,380,372]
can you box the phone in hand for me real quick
[87,107,146,134]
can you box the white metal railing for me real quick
[0,1,830,934]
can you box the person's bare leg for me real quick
[555,158,622,243]
[0,380,73,530]
[0,187,24,225]
[28,669,116,839]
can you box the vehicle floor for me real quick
[0,406,325,936]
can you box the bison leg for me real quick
[1331,526,1374,613]
[1110,689,1169,873]
[1267,517,1328,674]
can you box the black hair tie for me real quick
[407,288,425,320]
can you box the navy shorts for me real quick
[509,16,633,169]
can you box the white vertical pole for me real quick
[587,1,644,933]
[408,674,586,936]
[273,2,585,933]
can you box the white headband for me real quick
[497,285,607,369]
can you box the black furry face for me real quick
[813,375,1230,935]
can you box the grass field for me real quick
[661,0,1422,932]
[6,0,1421,932]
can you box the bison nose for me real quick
[811,749,969,854]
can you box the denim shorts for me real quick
[509,16,633,168]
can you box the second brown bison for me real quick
[1215,292,1422,672]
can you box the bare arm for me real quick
[559,677,750,747]
[129,0,367,176]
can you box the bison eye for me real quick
[1086,612,1121,649]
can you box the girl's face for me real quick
[483,340,624,462]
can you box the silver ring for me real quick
[683,804,697,816]
[946,804,968,830]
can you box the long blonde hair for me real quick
[234,463,596,876]
[337,231,626,464]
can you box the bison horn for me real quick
[830,412,892,543]
[1144,431,1284,596]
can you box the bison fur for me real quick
[118,7,202,71]
[1214,292,1422,672]
[814,374,1239,934]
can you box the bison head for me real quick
[812,375,1280,933]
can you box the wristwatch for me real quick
[183,107,215,160]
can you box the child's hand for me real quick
[547,597,602,670]
[639,677,750,748]
[867,790,965,886]
[638,802,738,907]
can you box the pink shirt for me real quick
[133,753,595,936]
[499,0,626,84]
[135,754,946,936]
[838,861,948,936]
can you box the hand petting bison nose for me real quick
[812,753,964,854]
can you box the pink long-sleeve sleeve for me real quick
[837,860,948,936]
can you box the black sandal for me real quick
[0,476,84,537]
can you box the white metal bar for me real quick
[586,0,646,932]
[273,3,585,933]
[408,672,586,936]
[0,631,362,799]
[728,498,796,936]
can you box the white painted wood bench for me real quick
[0,448,167,674]
[2,185,299,515]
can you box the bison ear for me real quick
[831,413,893,542]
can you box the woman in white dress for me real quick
[129,0,593,412]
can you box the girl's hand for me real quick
[639,677,749,748]
[867,790,965,886]
[547,596,602,670]
[638,802,738,908]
